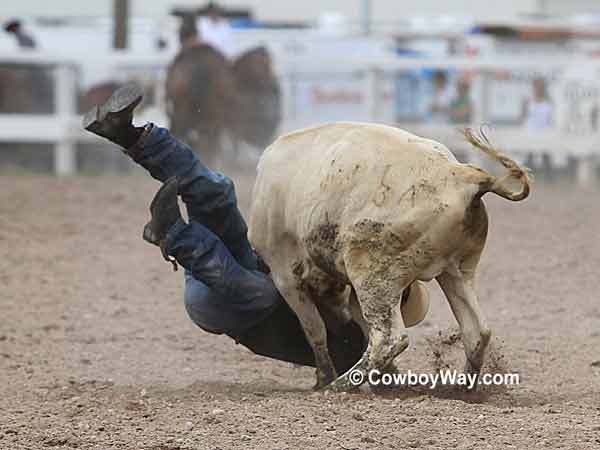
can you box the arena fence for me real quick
[0,51,598,182]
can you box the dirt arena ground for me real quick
[1,170,599,450]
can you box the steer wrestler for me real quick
[82,84,365,376]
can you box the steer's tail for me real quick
[462,127,531,201]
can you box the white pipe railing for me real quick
[0,51,598,181]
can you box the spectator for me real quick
[3,19,36,49]
[197,1,234,58]
[521,77,555,176]
[522,77,553,129]
[449,77,473,124]
[429,70,452,124]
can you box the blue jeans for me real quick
[133,126,280,336]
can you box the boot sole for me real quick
[149,177,179,215]
[82,83,144,131]
[143,177,180,245]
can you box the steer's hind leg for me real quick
[328,257,410,391]
[436,261,491,390]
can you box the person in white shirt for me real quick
[521,77,556,171]
[522,77,553,130]
[197,2,234,58]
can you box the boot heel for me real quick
[142,222,156,244]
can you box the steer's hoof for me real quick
[464,359,481,392]
[313,367,337,390]
[312,381,326,391]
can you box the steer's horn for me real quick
[462,126,532,202]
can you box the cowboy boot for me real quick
[142,177,183,271]
[82,83,146,150]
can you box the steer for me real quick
[249,122,530,390]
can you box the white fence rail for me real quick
[1,52,599,181]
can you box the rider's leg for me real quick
[83,83,256,269]
[132,125,257,269]
[169,219,279,333]
[160,211,317,366]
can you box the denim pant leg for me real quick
[133,125,257,269]
[166,219,280,336]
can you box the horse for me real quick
[231,46,281,150]
[165,43,281,167]
[165,43,236,168]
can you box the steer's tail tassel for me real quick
[462,126,532,202]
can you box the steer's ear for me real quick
[401,282,430,327]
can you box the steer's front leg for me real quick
[274,275,337,388]
[290,294,337,389]
[270,260,337,389]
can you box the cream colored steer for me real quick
[249,122,530,390]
